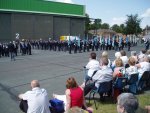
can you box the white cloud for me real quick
[141,8,150,18]
[110,17,126,26]
[45,0,73,3]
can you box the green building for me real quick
[0,0,85,41]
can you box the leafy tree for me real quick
[101,23,110,29]
[94,19,102,29]
[125,14,142,35]
[111,24,121,33]
[85,13,91,36]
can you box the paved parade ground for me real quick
[0,43,147,113]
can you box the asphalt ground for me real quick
[0,43,147,113]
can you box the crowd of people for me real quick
[18,48,150,113]
[0,35,142,61]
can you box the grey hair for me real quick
[131,51,137,56]
[102,51,108,58]
[117,93,139,113]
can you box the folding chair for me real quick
[88,80,112,110]
[113,77,127,100]
[128,73,138,94]
[138,71,150,90]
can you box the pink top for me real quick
[70,87,83,108]
[113,67,124,78]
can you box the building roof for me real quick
[89,29,116,35]
[0,0,85,17]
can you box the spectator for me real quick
[100,51,112,67]
[65,77,93,113]
[130,51,138,63]
[126,57,138,78]
[18,80,50,113]
[117,93,139,113]
[113,58,125,78]
[146,50,150,60]
[112,52,122,68]
[120,50,128,66]
[84,57,113,96]
[136,55,150,80]
[85,52,100,78]
[138,50,147,62]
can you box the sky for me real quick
[48,0,150,29]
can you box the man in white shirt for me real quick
[85,52,100,78]
[136,56,150,80]
[18,80,50,113]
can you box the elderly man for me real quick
[117,93,139,113]
[84,57,113,96]
[18,80,50,113]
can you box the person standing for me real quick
[18,80,50,113]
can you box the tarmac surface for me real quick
[0,43,147,113]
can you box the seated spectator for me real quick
[65,77,93,113]
[138,49,147,62]
[84,57,113,96]
[136,55,150,80]
[112,52,122,67]
[18,80,50,113]
[126,57,138,78]
[146,50,150,61]
[113,58,125,78]
[85,52,100,78]
[100,51,112,68]
[130,51,138,63]
[117,93,139,113]
[120,50,128,66]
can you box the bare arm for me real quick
[18,94,24,100]
[65,89,71,111]
[136,63,141,68]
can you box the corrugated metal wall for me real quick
[53,17,70,40]
[0,13,11,41]
[0,12,84,41]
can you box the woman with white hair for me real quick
[100,51,111,68]
[117,93,139,113]
[112,52,121,69]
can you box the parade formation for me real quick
[0,34,142,60]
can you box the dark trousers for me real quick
[19,100,28,113]
[84,82,95,96]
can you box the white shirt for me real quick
[138,62,150,78]
[92,66,113,88]
[120,56,128,66]
[126,66,138,76]
[86,59,100,77]
[22,87,50,113]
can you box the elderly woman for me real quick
[130,51,138,63]
[113,58,125,78]
[120,50,128,66]
[136,55,150,80]
[65,77,93,113]
[126,57,138,78]
[100,51,111,68]
[117,93,139,113]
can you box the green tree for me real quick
[111,24,121,33]
[85,13,91,36]
[125,14,142,35]
[101,23,110,29]
[94,19,102,29]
